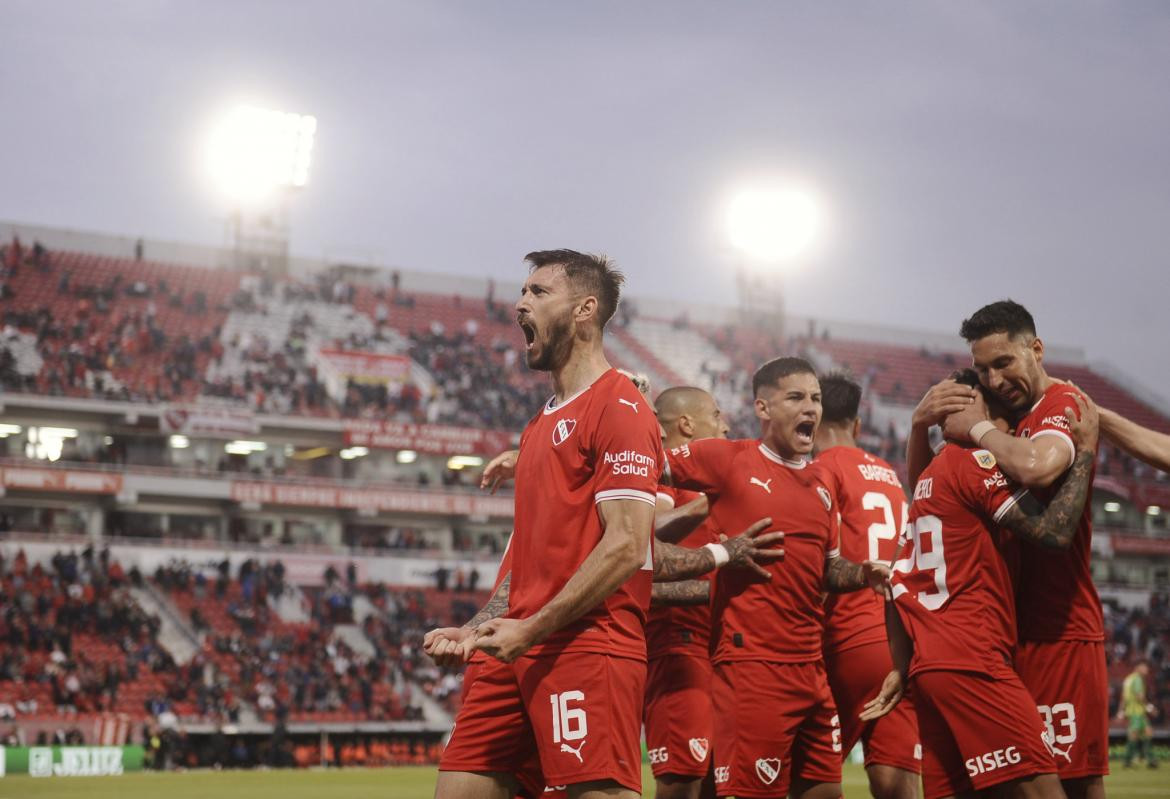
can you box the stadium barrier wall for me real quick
[0,536,503,588]
[0,745,144,777]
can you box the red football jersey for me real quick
[1010,383,1103,643]
[891,443,1026,676]
[645,485,715,659]
[507,368,664,659]
[816,446,908,655]
[665,438,839,664]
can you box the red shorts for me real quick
[912,668,1055,799]
[644,654,715,779]
[712,660,842,798]
[825,640,921,772]
[441,653,645,793]
[1015,640,1110,780]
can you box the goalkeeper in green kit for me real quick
[1119,661,1158,768]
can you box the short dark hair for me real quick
[951,367,982,389]
[752,357,816,397]
[525,249,625,329]
[820,372,862,424]
[959,300,1037,342]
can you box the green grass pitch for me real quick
[2,763,1166,799]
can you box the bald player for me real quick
[644,386,729,799]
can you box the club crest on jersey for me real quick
[755,757,782,785]
[816,486,832,511]
[973,449,997,469]
[689,737,709,762]
[552,419,577,447]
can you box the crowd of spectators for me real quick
[399,326,545,431]
[159,558,435,723]
[0,547,184,720]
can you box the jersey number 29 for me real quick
[891,514,950,610]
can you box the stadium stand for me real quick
[0,547,195,723]
[2,230,1169,764]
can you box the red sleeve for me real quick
[955,448,1029,524]
[589,386,664,507]
[812,466,842,560]
[1026,387,1080,468]
[664,438,739,495]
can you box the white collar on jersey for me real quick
[758,442,808,469]
[543,370,606,415]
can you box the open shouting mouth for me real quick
[794,419,816,446]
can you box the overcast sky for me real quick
[3,1,1168,403]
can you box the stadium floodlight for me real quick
[339,446,370,460]
[0,423,21,437]
[205,105,317,207]
[1103,501,1121,513]
[1148,505,1162,516]
[727,185,825,262]
[169,435,190,449]
[396,450,418,464]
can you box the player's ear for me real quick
[574,295,598,326]
[1030,336,1044,364]
[852,417,861,440]
[754,397,769,422]
[678,414,694,437]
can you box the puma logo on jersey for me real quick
[754,757,782,785]
[618,398,640,413]
[1042,734,1072,763]
[552,418,577,447]
[749,477,773,494]
[560,740,586,764]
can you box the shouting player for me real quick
[866,369,1098,799]
[432,250,663,799]
[644,386,728,799]
[427,252,781,799]
[665,357,888,799]
[942,300,1109,799]
[813,374,920,799]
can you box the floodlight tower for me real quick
[725,184,825,333]
[205,105,317,272]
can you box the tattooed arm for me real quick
[998,450,1094,549]
[464,573,510,627]
[824,556,891,594]
[651,580,710,607]
[653,518,782,582]
[998,395,1098,550]
[422,573,509,666]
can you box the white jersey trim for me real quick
[993,487,1030,523]
[758,443,808,469]
[1029,428,1076,469]
[543,371,607,415]
[656,491,676,508]
[595,488,657,506]
[825,546,841,560]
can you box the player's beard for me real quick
[527,312,574,372]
